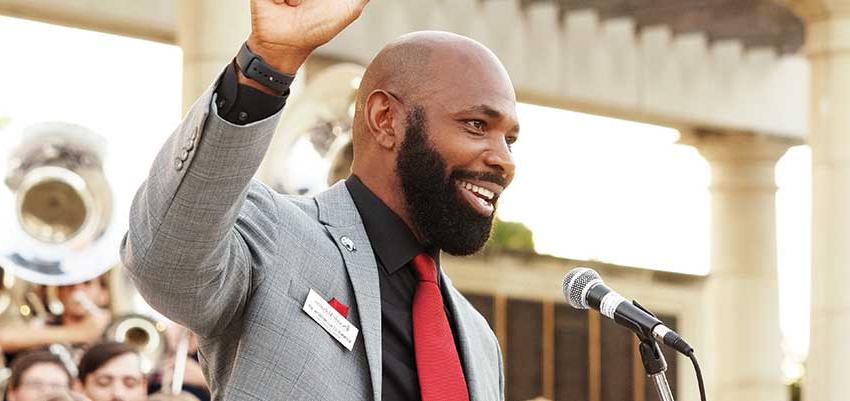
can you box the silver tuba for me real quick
[104,313,168,374]
[257,63,365,195]
[0,122,118,285]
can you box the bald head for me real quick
[352,31,515,153]
[356,31,510,106]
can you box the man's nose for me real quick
[484,138,516,184]
[110,383,125,399]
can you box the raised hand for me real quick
[248,0,369,73]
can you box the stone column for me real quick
[177,0,251,112]
[686,130,792,401]
[783,1,850,399]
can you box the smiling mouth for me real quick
[456,179,499,216]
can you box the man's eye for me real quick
[466,120,486,131]
[505,136,518,151]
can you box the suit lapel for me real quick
[441,272,497,401]
[316,182,383,401]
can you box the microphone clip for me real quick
[631,299,658,341]
[636,331,676,400]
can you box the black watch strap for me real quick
[235,42,296,93]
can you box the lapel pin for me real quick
[340,236,356,252]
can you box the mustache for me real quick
[450,170,507,187]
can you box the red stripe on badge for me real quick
[328,297,349,318]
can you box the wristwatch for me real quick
[235,42,296,93]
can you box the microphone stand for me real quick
[632,301,674,401]
[638,338,675,401]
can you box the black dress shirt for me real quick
[214,60,289,125]
[213,64,468,399]
[346,176,467,401]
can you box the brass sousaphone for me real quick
[0,122,120,285]
[0,121,169,374]
[0,122,124,392]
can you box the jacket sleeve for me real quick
[120,81,286,337]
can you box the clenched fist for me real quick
[248,0,369,74]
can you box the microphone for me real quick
[562,267,693,355]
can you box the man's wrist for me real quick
[246,35,311,75]
[215,61,289,125]
[237,70,285,96]
[237,38,302,96]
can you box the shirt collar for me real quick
[346,175,439,275]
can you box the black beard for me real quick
[396,106,502,256]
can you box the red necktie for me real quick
[411,253,470,401]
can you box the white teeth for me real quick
[458,180,496,201]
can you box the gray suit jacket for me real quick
[120,84,504,401]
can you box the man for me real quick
[121,0,519,400]
[77,342,147,401]
[5,350,72,401]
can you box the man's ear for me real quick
[364,90,400,150]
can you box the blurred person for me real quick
[55,277,111,327]
[0,277,111,357]
[5,350,72,401]
[77,342,146,401]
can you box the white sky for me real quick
[499,104,710,274]
[0,15,811,377]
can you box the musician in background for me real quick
[77,342,146,401]
[4,350,72,401]
[55,277,111,327]
[0,277,111,358]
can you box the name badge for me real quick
[302,289,359,351]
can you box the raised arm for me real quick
[120,0,368,336]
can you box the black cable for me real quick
[688,351,707,401]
